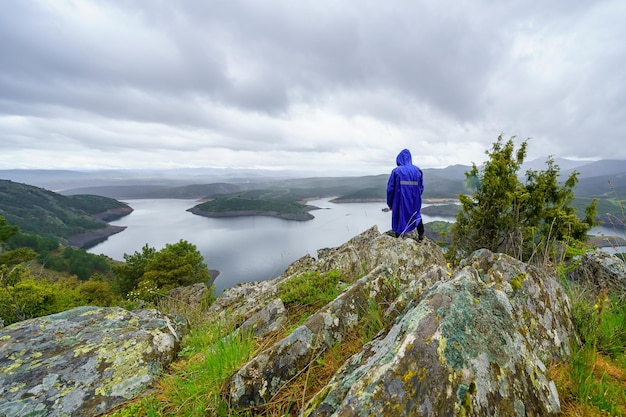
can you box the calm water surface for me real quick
[590,225,626,254]
[88,198,452,293]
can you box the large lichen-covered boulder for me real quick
[571,249,626,298]
[167,282,214,311]
[0,306,188,417]
[460,249,575,363]
[304,249,573,416]
[207,278,281,325]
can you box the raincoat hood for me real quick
[396,149,413,166]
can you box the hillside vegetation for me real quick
[0,215,214,326]
[0,180,131,246]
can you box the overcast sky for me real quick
[1,1,624,176]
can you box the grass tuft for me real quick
[551,286,626,416]
[278,270,348,309]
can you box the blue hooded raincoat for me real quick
[386,149,424,235]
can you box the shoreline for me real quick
[187,206,315,221]
[69,225,128,249]
[91,206,134,222]
[69,207,134,249]
[587,235,626,248]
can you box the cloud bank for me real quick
[1,0,624,175]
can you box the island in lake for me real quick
[188,196,316,221]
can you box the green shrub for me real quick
[78,280,115,306]
[279,270,346,309]
[107,319,255,417]
[113,240,211,301]
[562,288,626,415]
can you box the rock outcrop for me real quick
[571,248,626,298]
[209,226,446,408]
[302,249,573,416]
[0,306,188,417]
[0,225,585,416]
[167,282,215,309]
[224,227,575,416]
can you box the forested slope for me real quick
[0,180,131,245]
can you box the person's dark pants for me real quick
[416,219,424,237]
[390,219,424,239]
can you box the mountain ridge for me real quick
[2,158,624,199]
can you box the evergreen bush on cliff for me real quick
[448,135,597,264]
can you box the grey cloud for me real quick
[0,0,625,172]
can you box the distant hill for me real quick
[60,175,395,201]
[0,169,97,191]
[563,159,626,179]
[0,180,132,248]
[574,175,626,198]
[521,157,592,173]
[58,170,469,201]
[560,160,626,199]
[1,167,469,200]
[62,183,251,200]
[0,168,290,192]
[426,164,472,180]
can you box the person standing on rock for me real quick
[386,148,425,240]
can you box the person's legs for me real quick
[416,219,425,240]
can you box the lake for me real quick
[89,199,625,293]
[88,198,453,293]
[589,225,626,255]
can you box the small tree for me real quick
[521,157,597,260]
[114,240,213,303]
[141,240,211,291]
[449,136,528,259]
[448,135,597,264]
[112,243,156,297]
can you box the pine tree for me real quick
[448,135,597,263]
